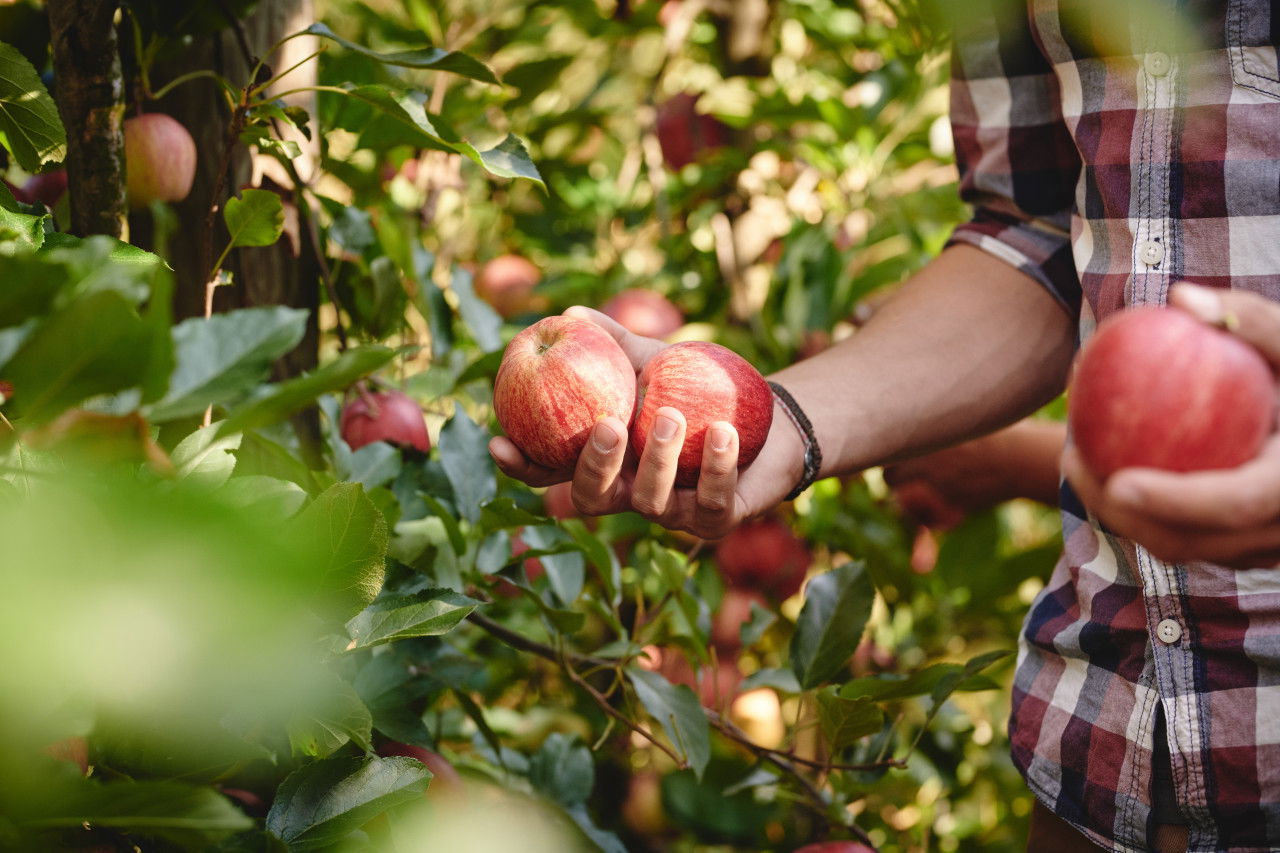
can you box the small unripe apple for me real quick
[494,315,637,470]
[1068,305,1274,480]
[475,254,542,318]
[339,389,430,453]
[715,516,811,601]
[601,288,684,340]
[631,341,773,487]
[124,113,197,209]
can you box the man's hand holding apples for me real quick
[1064,284,1280,569]
[487,306,808,539]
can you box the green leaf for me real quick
[218,475,308,518]
[790,561,875,690]
[437,407,495,524]
[223,188,285,249]
[0,41,66,171]
[353,653,440,748]
[449,265,503,352]
[740,601,776,648]
[422,493,466,556]
[520,525,585,607]
[335,440,401,491]
[564,519,621,606]
[627,668,711,780]
[345,590,479,650]
[217,345,395,436]
[0,186,48,253]
[815,687,884,752]
[3,290,163,426]
[476,134,544,185]
[529,733,594,807]
[288,483,388,622]
[148,306,308,422]
[479,496,545,531]
[25,781,251,846]
[265,756,430,851]
[304,22,500,84]
[839,651,1010,704]
[170,425,243,489]
[288,673,374,757]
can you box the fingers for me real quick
[571,417,630,515]
[488,436,568,488]
[1170,283,1280,366]
[630,407,685,517]
[563,305,667,371]
[692,422,740,536]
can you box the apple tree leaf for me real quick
[437,407,496,523]
[303,23,500,84]
[287,483,388,623]
[815,687,885,752]
[627,667,711,780]
[24,781,251,847]
[344,590,479,651]
[170,424,242,489]
[790,561,875,690]
[223,188,284,249]
[0,41,66,171]
[265,756,430,851]
[287,673,374,757]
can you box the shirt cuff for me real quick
[947,208,1082,320]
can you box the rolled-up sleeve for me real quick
[945,0,1082,317]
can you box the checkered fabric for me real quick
[946,1,1280,850]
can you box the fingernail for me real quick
[710,425,732,452]
[593,423,619,452]
[1174,284,1225,324]
[654,414,678,441]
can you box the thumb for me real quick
[1170,283,1280,367]
[563,305,667,371]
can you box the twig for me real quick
[562,656,687,768]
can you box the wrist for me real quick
[769,381,823,500]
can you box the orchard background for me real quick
[0,0,1064,851]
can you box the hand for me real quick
[1062,284,1280,568]
[488,307,807,539]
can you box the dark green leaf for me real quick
[740,601,776,648]
[815,687,884,752]
[353,653,440,748]
[0,41,66,171]
[422,494,466,556]
[529,733,594,807]
[265,756,429,851]
[218,345,395,436]
[24,781,251,846]
[335,440,401,491]
[476,134,544,186]
[288,483,388,622]
[345,590,479,650]
[437,407,495,523]
[148,306,307,421]
[790,561,875,689]
[223,189,285,249]
[479,496,545,530]
[304,23,500,84]
[521,524,584,606]
[627,668,711,779]
[449,265,502,353]
[287,673,374,757]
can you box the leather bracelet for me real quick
[768,381,822,501]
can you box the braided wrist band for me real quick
[768,381,822,501]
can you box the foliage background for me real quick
[0,0,1064,851]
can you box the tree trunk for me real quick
[47,0,127,238]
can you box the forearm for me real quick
[771,245,1076,478]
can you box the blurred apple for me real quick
[43,735,88,774]
[730,688,785,749]
[710,588,766,652]
[715,516,811,601]
[655,93,730,171]
[601,288,683,339]
[124,113,197,209]
[660,652,742,709]
[21,169,67,207]
[475,254,542,318]
[621,770,670,837]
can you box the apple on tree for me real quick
[601,288,684,340]
[714,515,812,601]
[124,113,197,209]
[1068,305,1275,480]
[475,253,542,319]
[339,387,430,453]
[493,315,637,470]
[631,341,773,487]
[655,93,730,171]
[375,741,464,798]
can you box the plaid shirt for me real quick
[947,1,1280,850]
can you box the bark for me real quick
[47,0,127,238]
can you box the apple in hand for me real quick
[631,341,773,487]
[494,315,637,470]
[124,113,197,209]
[340,388,430,453]
[475,254,542,319]
[1068,305,1274,480]
[714,516,811,601]
[601,288,684,340]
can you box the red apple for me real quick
[711,587,766,651]
[475,254,542,318]
[601,288,684,339]
[631,341,772,487]
[655,93,730,171]
[660,652,742,708]
[340,389,430,453]
[715,516,811,601]
[494,315,637,470]
[43,736,89,774]
[376,741,464,797]
[793,843,877,853]
[20,169,67,207]
[124,113,197,209]
[1068,305,1274,480]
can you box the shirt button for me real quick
[1139,240,1164,266]
[1145,51,1171,77]
[1157,619,1183,644]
